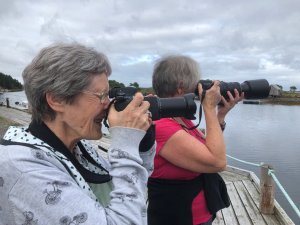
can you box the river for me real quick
[1,91,300,223]
[0,90,28,110]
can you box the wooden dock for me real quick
[213,166,294,225]
[243,99,261,104]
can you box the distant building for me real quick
[269,84,282,97]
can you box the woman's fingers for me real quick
[108,92,151,131]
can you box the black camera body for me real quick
[110,79,270,121]
[109,87,197,121]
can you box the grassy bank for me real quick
[264,98,300,105]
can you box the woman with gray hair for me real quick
[0,43,155,224]
[148,55,243,225]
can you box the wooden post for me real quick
[6,97,10,108]
[259,163,275,214]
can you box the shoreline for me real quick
[244,97,300,106]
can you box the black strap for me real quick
[98,145,108,153]
[1,139,40,149]
[27,121,111,184]
[78,141,109,174]
[180,92,205,131]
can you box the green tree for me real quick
[109,80,125,89]
[0,72,23,90]
[290,86,297,92]
[276,84,283,90]
[129,82,140,88]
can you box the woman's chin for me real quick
[93,129,103,140]
[85,126,103,140]
[86,133,102,140]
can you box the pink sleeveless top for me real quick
[151,118,212,224]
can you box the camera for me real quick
[196,79,270,100]
[109,87,197,121]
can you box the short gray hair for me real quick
[152,55,201,97]
[22,43,111,123]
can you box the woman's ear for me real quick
[176,88,184,95]
[46,92,65,112]
[176,81,184,96]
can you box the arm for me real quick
[107,127,150,224]
[159,81,227,173]
[105,92,152,223]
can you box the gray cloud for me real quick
[0,0,299,90]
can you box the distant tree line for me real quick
[1,73,298,95]
[276,84,297,92]
[0,72,23,90]
[109,80,154,95]
[0,75,156,94]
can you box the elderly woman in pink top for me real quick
[148,55,243,225]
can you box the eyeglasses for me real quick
[81,90,110,104]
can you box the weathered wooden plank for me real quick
[221,202,239,225]
[223,182,252,225]
[220,170,249,183]
[226,182,253,225]
[226,165,252,177]
[212,210,225,225]
[273,203,295,225]
[234,180,267,224]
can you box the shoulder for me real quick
[0,144,67,175]
[154,119,182,142]
[155,118,181,129]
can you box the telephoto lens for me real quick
[197,79,270,99]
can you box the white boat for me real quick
[20,100,29,108]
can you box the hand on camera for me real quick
[108,92,152,131]
[198,80,222,109]
[217,89,244,120]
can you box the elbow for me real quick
[213,158,227,172]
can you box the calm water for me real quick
[0,91,28,110]
[2,91,300,223]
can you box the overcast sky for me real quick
[0,0,300,90]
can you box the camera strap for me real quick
[179,91,205,130]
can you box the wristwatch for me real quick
[220,121,226,131]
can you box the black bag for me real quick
[202,173,230,214]
[147,176,203,225]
